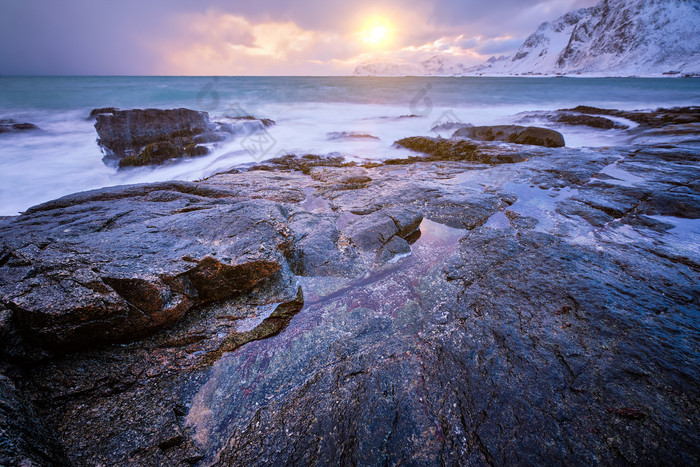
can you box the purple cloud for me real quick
[0,0,600,75]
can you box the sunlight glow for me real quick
[361,19,392,46]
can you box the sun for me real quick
[365,24,389,45]
[362,19,392,46]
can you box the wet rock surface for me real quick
[0,130,699,465]
[249,153,354,174]
[520,106,700,134]
[554,112,627,129]
[564,105,700,128]
[452,124,565,147]
[0,182,292,351]
[327,131,380,141]
[430,121,472,132]
[0,371,67,466]
[88,107,119,120]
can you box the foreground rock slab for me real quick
[0,137,698,465]
[0,182,291,350]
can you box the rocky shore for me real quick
[1,107,699,466]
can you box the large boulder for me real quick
[94,108,276,168]
[453,125,565,147]
[95,108,216,168]
[95,108,213,153]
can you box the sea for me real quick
[1,76,699,216]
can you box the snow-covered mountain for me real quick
[352,61,422,77]
[353,55,468,76]
[472,0,700,76]
[353,0,700,77]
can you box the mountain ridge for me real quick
[353,0,700,77]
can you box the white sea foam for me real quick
[0,76,698,216]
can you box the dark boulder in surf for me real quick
[0,120,39,134]
[223,115,276,127]
[94,108,215,168]
[452,124,565,148]
[94,108,276,168]
[554,113,626,129]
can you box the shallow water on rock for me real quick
[185,219,465,461]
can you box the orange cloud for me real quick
[156,11,362,75]
[152,8,521,75]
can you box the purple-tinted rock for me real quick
[453,125,565,148]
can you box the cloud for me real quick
[428,0,598,33]
[475,37,526,55]
[156,11,364,75]
[0,0,601,75]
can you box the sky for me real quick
[0,0,599,76]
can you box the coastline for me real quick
[1,109,699,464]
[1,76,699,217]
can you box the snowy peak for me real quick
[472,0,700,76]
[420,55,468,75]
[352,61,422,77]
[354,0,700,77]
[353,55,468,76]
